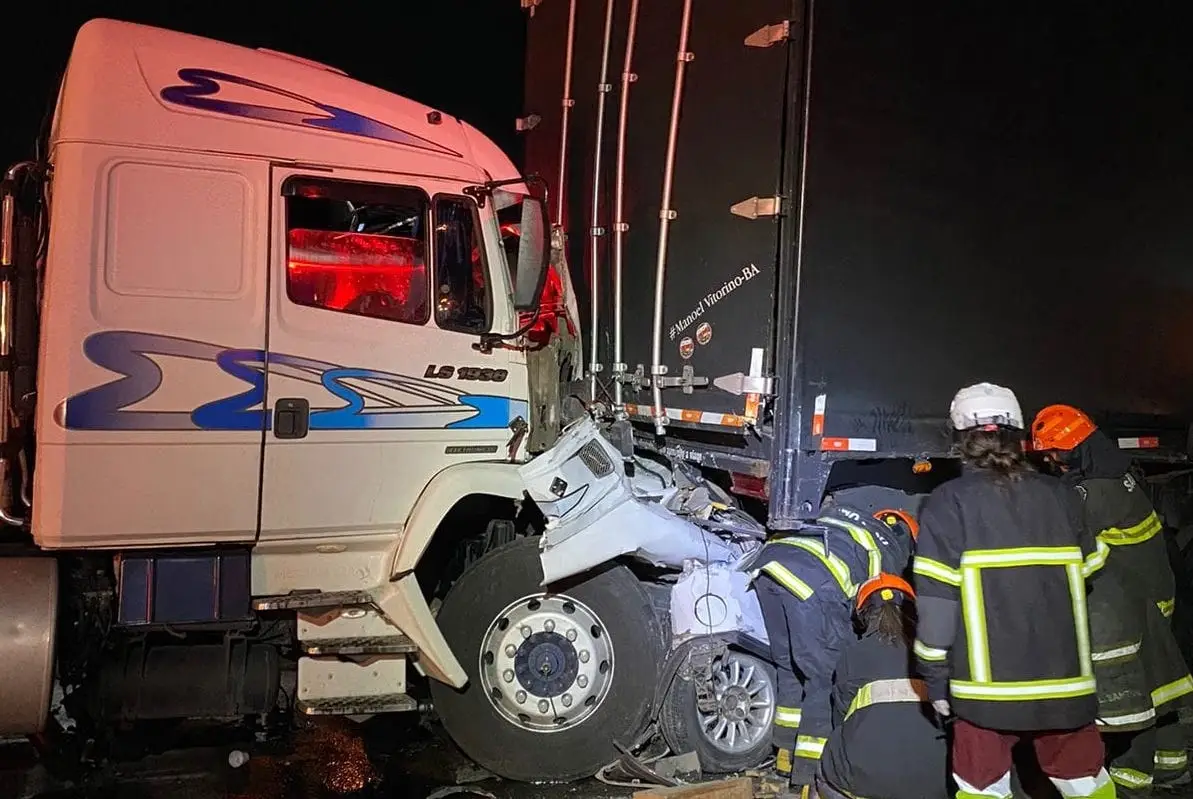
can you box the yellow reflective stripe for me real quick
[844,678,929,721]
[794,735,826,759]
[1155,750,1188,769]
[775,706,803,728]
[950,675,1097,701]
[1097,708,1156,728]
[961,546,1083,568]
[1158,598,1175,618]
[760,562,815,600]
[914,639,948,662]
[821,517,882,579]
[1099,512,1163,546]
[1082,539,1109,578]
[1090,640,1141,663]
[775,537,856,595]
[1151,675,1193,707]
[1110,768,1154,788]
[1067,562,1093,677]
[913,556,961,587]
[960,562,991,682]
[957,546,1091,688]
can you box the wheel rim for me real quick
[697,653,775,755]
[479,593,615,734]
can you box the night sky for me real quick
[0,1,528,168]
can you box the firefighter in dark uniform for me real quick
[751,504,913,794]
[1085,562,1193,796]
[816,573,950,799]
[914,383,1115,799]
[1033,405,1193,792]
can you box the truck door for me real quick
[259,166,522,542]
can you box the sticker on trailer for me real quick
[1117,437,1159,450]
[678,337,695,359]
[695,322,713,346]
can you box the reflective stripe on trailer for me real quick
[1117,436,1160,450]
[623,403,747,428]
[820,437,877,452]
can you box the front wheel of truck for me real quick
[430,536,665,782]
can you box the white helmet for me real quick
[949,382,1024,431]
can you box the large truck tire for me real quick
[0,557,58,735]
[431,536,665,782]
[659,648,775,774]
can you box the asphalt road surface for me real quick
[6,717,1193,799]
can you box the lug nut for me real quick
[538,699,550,713]
[543,619,555,633]
[503,669,515,683]
[516,690,527,704]
[579,650,590,663]
[505,644,517,657]
[566,628,578,641]
[561,693,573,707]
[577,674,588,688]
[520,625,532,639]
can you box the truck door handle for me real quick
[273,398,310,440]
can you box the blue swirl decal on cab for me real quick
[159,68,463,158]
[62,331,526,432]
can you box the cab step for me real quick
[301,635,417,656]
[252,590,373,612]
[296,693,418,716]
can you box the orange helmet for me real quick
[874,508,919,541]
[855,573,915,612]
[1031,405,1097,451]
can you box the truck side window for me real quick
[284,177,430,324]
[433,196,490,334]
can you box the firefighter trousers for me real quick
[757,577,803,753]
[952,719,1116,799]
[1106,713,1189,794]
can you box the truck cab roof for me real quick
[52,18,520,185]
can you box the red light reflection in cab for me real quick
[287,229,427,322]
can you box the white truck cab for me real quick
[0,17,770,785]
[2,14,562,744]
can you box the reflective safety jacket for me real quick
[913,468,1107,731]
[1077,472,1175,620]
[1088,565,1193,732]
[752,508,912,785]
[819,632,950,799]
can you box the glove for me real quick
[932,698,952,727]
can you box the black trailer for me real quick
[522,0,1193,527]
